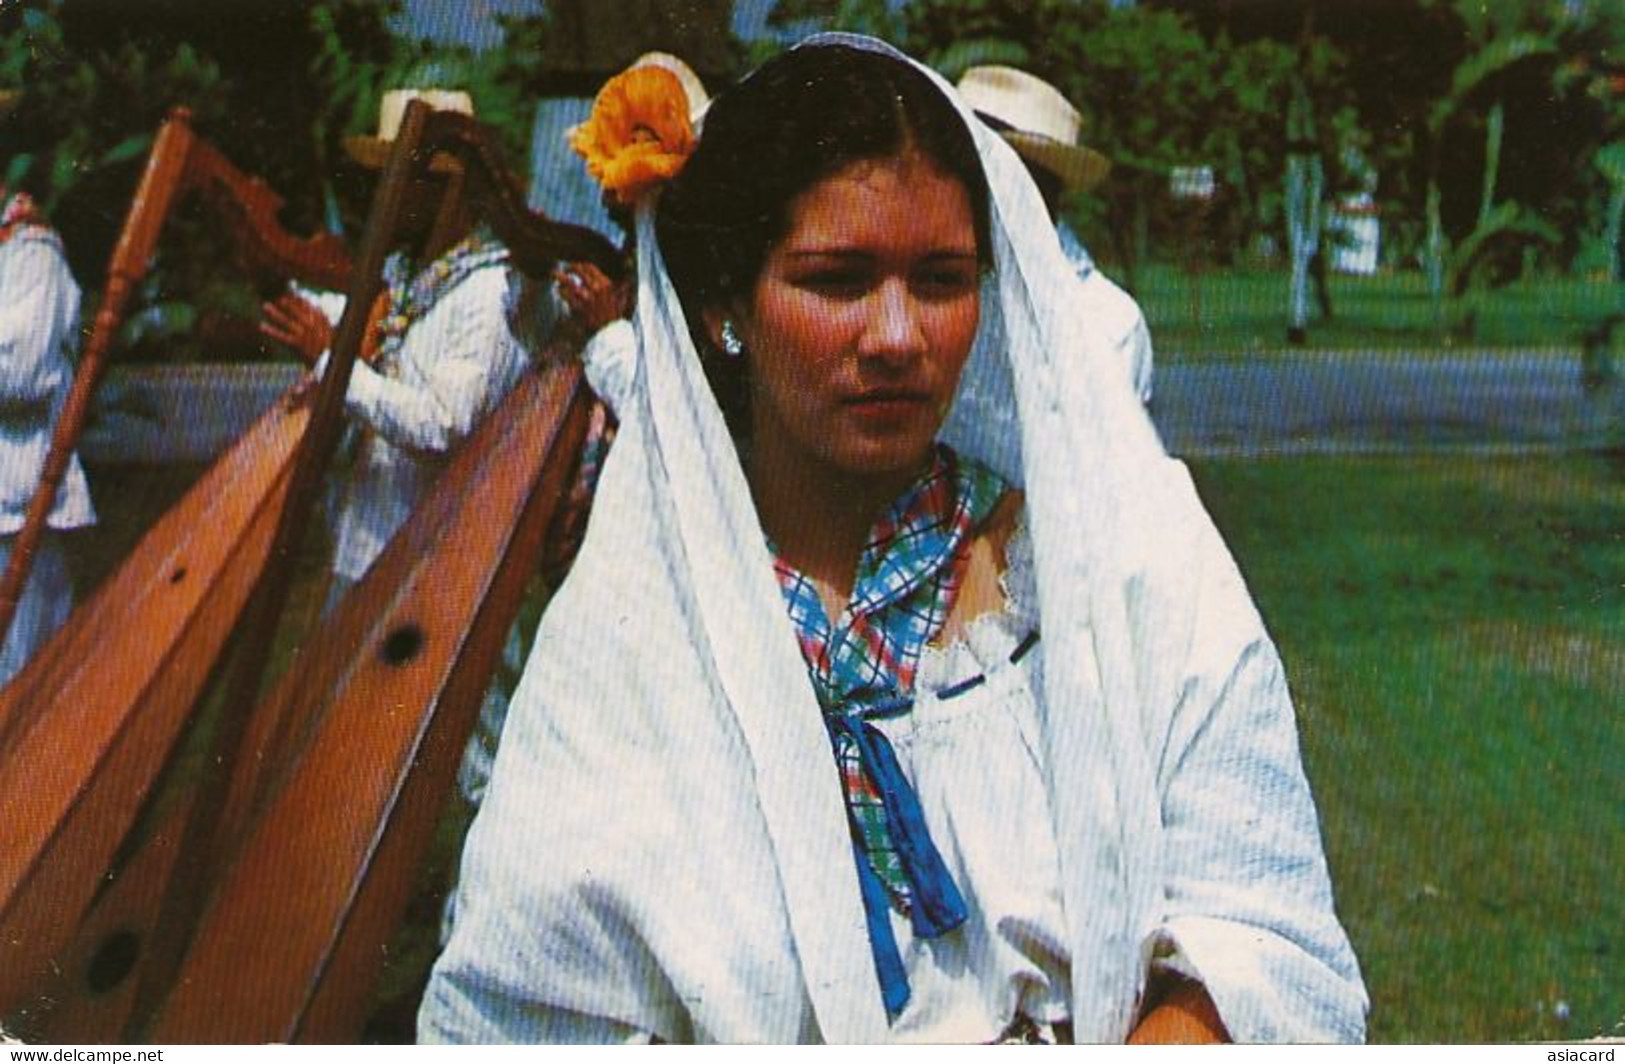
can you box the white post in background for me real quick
[1170,164,1216,335]
[1285,75,1323,344]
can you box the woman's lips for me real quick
[842,389,931,418]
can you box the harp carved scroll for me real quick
[0,107,350,653]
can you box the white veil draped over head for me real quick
[421,34,1366,1044]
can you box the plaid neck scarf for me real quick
[771,443,1009,1016]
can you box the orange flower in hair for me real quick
[570,66,696,207]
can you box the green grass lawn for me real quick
[1191,451,1625,1043]
[66,449,1625,1044]
[1136,264,1621,358]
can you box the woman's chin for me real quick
[823,439,937,483]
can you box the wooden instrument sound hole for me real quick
[381,624,424,666]
[87,930,140,994]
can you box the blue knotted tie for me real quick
[824,696,967,1017]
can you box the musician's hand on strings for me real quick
[259,290,332,368]
[556,262,629,335]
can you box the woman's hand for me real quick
[259,290,332,368]
[1127,980,1231,1045]
[556,262,629,335]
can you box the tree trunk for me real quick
[1605,180,1624,283]
[1478,101,1503,230]
[1425,178,1446,336]
[1285,152,1322,340]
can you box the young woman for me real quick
[419,36,1367,1044]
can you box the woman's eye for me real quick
[915,266,978,295]
[796,270,870,296]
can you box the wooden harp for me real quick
[0,102,620,1044]
[0,107,355,1031]
[0,109,349,653]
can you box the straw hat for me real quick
[956,66,1110,193]
[342,88,475,173]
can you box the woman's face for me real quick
[726,151,981,486]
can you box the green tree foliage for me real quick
[754,0,905,65]
[900,0,1053,74]
[768,0,903,38]
[497,0,743,94]
[897,0,1326,282]
[0,0,540,363]
[1564,12,1625,281]
[1425,27,1561,314]
[1159,0,1618,275]
[1132,0,1620,342]
[2,1,264,362]
[1397,0,1622,333]
[2,3,227,273]
[6,0,1617,357]
[1596,143,1625,283]
[307,0,428,233]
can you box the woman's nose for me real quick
[857,279,926,365]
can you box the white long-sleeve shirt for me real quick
[307,245,546,581]
[0,234,95,533]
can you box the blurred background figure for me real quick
[1285,65,1332,345]
[258,88,543,617]
[0,89,96,685]
[957,65,1154,406]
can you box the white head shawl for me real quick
[423,34,1365,1045]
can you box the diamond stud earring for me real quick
[720,320,745,358]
